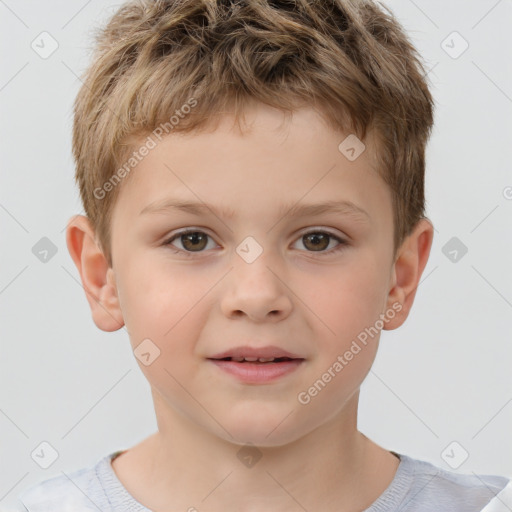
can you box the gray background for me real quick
[1,0,511,509]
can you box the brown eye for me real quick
[293,230,348,255]
[165,230,214,253]
[302,232,330,251]
[181,232,208,251]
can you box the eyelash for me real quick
[163,228,348,257]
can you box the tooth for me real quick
[243,357,259,362]
[231,357,245,362]
[258,357,275,362]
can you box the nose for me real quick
[220,248,293,323]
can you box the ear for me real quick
[383,218,434,330]
[65,215,124,331]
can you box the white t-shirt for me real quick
[13,450,511,511]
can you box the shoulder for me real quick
[15,453,117,512]
[394,452,511,511]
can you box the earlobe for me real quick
[383,218,434,330]
[65,215,124,332]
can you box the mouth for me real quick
[209,356,302,364]
[208,345,304,361]
[206,346,305,383]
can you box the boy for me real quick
[14,0,510,510]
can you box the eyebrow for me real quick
[139,198,370,223]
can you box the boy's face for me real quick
[76,105,430,446]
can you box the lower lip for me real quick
[208,359,304,383]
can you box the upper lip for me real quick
[208,345,304,360]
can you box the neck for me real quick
[111,390,399,512]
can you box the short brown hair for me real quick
[72,0,434,267]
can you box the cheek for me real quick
[115,263,208,361]
[296,268,383,414]
[117,269,209,397]
[304,258,387,345]
[118,274,225,399]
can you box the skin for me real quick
[67,104,433,512]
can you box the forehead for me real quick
[112,105,390,227]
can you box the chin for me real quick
[214,409,304,449]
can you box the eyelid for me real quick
[164,225,347,240]
[296,226,345,238]
[164,227,218,245]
